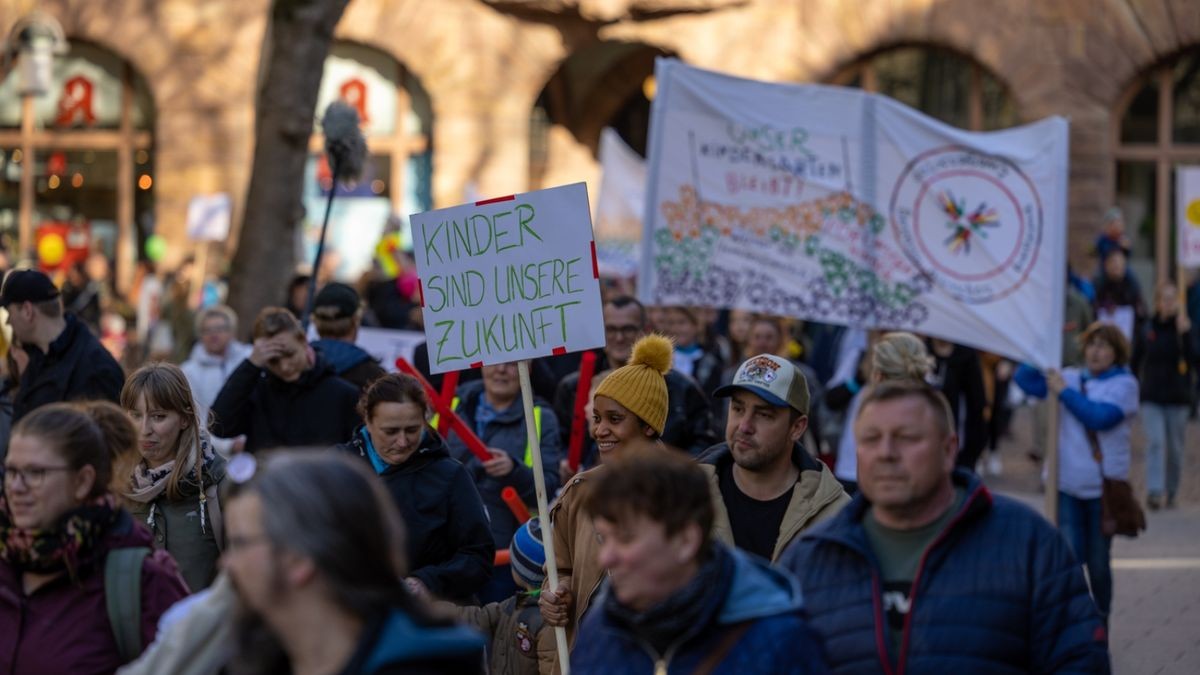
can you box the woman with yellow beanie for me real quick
[538,334,673,665]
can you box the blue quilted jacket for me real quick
[571,543,829,674]
[778,470,1110,675]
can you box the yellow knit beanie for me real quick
[593,333,673,434]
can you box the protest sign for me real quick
[1178,167,1200,268]
[186,194,232,242]
[640,59,1068,369]
[594,128,647,278]
[410,182,605,374]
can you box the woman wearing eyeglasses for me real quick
[0,403,189,673]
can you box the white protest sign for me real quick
[641,59,1068,369]
[410,182,605,374]
[186,194,232,242]
[595,128,647,278]
[1178,167,1200,268]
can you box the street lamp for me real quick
[3,12,67,261]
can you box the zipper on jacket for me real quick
[895,485,986,675]
[870,570,897,675]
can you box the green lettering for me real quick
[433,320,459,365]
[515,204,542,245]
[481,313,502,353]
[421,221,444,265]
[564,257,582,294]
[554,301,581,342]
[426,275,447,312]
[469,214,493,256]
[515,311,536,349]
[451,218,472,258]
[465,270,485,307]
[460,319,481,359]
[492,210,516,253]
[530,304,555,344]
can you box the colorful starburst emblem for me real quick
[938,190,999,254]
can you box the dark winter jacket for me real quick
[210,354,361,453]
[336,607,486,675]
[555,365,717,463]
[14,314,125,422]
[313,338,387,391]
[445,381,562,549]
[0,510,190,674]
[571,543,829,674]
[448,592,553,675]
[778,470,1110,674]
[339,427,494,602]
[1138,314,1194,405]
[929,343,988,470]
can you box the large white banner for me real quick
[411,183,605,373]
[1178,167,1200,268]
[640,59,1068,369]
[594,128,647,278]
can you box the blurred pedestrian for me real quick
[210,307,360,453]
[1138,282,1192,509]
[572,451,828,674]
[221,451,485,673]
[310,282,386,391]
[181,305,252,455]
[0,404,189,671]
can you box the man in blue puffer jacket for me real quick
[571,451,828,674]
[779,379,1109,674]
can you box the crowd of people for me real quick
[0,203,1194,674]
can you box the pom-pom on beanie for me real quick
[593,333,673,435]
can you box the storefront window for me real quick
[830,45,1018,131]
[304,42,432,281]
[0,41,152,288]
[1113,48,1200,288]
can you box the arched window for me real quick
[1113,49,1200,288]
[305,42,432,280]
[830,45,1018,132]
[0,40,153,287]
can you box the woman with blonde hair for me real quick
[827,331,933,493]
[121,362,226,591]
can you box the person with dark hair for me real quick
[1016,322,1139,621]
[926,338,988,471]
[572,451,828,674]
[554,296,715,476]
[1138,282,1193,510]
[540,334,672,656]
[0,341,28,462]
[210,307,360,453]
[780,380,1110,673]
[121,363,227,592]
[0,404,189,672]
[311,282,387,391]
[221,451,486,674]
[700,353,848,562]
[1,268,125,423]
[337,373,493,603]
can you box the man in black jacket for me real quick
[311,282,386,391]
[1,269,124,422]
[554,296,716,476]
[211,307,360,452]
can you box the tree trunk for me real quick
[227,0,349,338]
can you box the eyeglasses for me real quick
[604,325,641,339]
[2,464,74,489]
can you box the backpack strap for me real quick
[106,546,150,663]
[693,620,754,675]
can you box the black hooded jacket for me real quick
[339,427,495,603]
[210,354,361,453]
[15,314,124,422]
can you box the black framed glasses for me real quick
[1,465,74,489]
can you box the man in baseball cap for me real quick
[697,353,850,561]
[311,282,385,391]
[0,268,124,421]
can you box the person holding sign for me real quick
[539,334,672,659]
[443,362,562,601]
[338,373,495,603]
[570,451,829,674]
[1015,323,1140,621]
